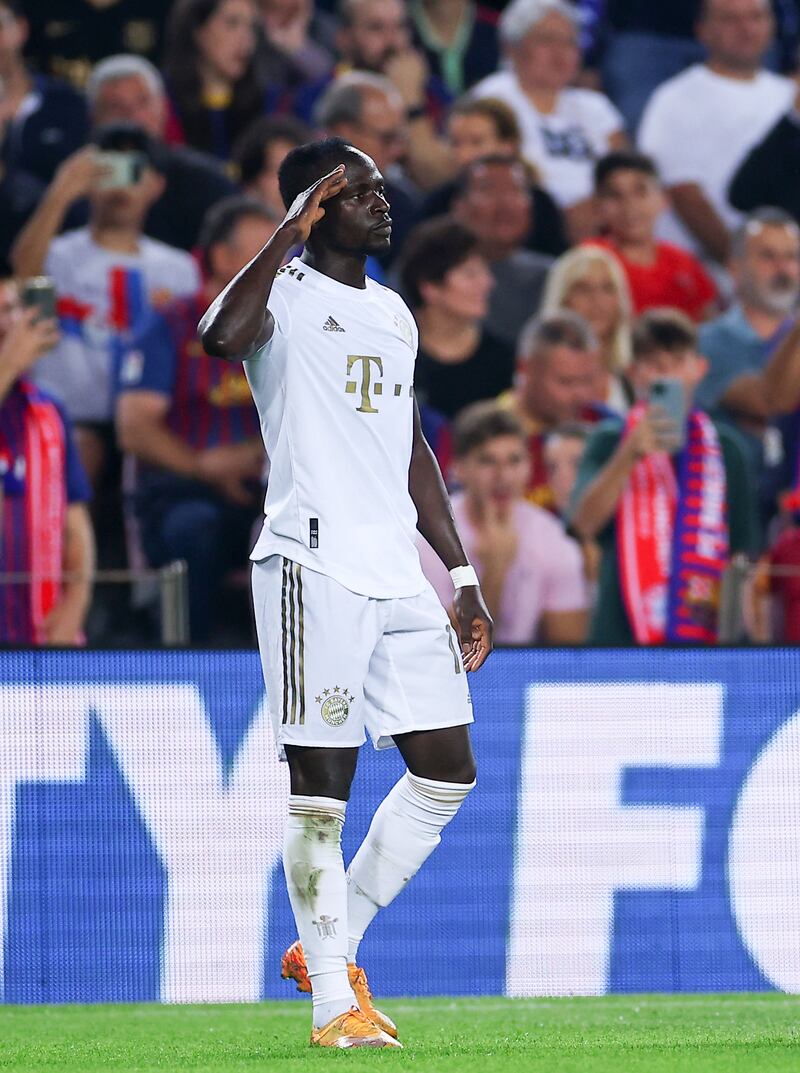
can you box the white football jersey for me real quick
[245,257,427,599]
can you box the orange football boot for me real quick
[310,1006,402,1049]
[281,940,398,1039]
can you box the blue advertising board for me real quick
[0,647,799,1003]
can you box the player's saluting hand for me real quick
[282,165,348,244]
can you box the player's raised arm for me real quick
[198,165,348,362]
[409,398,494,672]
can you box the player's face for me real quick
[563,262,622,346]
[318,156,392,256]
[458,434,530,510]
[597,169,664,245]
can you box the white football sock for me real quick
[346,772,475,964]
[283,795,355,1028]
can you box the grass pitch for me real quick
[0,995,798,1072]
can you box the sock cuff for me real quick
[288,794,347,821]
[405,771,476,803]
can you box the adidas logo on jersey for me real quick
[323,316,345,332]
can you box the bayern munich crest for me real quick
[315,686,354,727]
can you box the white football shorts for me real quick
[252,555,473,757]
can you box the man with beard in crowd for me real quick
[696,208,800,469]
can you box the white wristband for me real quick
[450,564,479,589]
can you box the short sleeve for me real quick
[541,529,589,613]
[116,311,177,397]
[52,399,90,503]
[586,90,624,144]
[248,285,292,362]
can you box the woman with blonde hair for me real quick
[541,245,633,414]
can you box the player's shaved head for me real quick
[278,137,371,209]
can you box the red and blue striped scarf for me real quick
[618,404,728,644]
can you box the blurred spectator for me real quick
[314,72,420,255]
[0,279,94,645]
[232,114,310,215]
[116,197,272,642]
[400,216,514,418]
[409,0,500,96]
[541,245,633,414]
[417,401,588,643]
[0,130,45,276]
[729,74,800,224]
[571,308,757,644]
[451,154,553,347]
[0,0,89,183]
[589,151,718,321]
[544,418,601,585]
[163,0,267,163]
[757,511,800,641]
[696,208,800,459]
[23,0,166,91]
[586,0,706,134]
[294,0,453,188]
[12,123,200,490]
[258,0,336,81]
[638,0,793,263]
[497,310,606,509]
[423,96,569,257]
[472,0,626,242]
[87,55,238,251]
[544,420,590,518]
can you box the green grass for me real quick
[0,996,798,1072]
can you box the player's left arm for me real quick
[409,398,493,671]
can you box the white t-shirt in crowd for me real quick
[417,492,588,644]
[471,69,624,208]
[638,63,794,251]
[246,257,427,600]
[34,227,200,422]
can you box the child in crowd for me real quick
[570,308,757,644]
[418,401,588,645]
[589,151,718,322]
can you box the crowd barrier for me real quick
[0,647,799,1003]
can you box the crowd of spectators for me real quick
[5,0,800,647]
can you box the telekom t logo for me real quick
[345,354,383,413]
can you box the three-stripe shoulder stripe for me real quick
[281,559,305,725]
